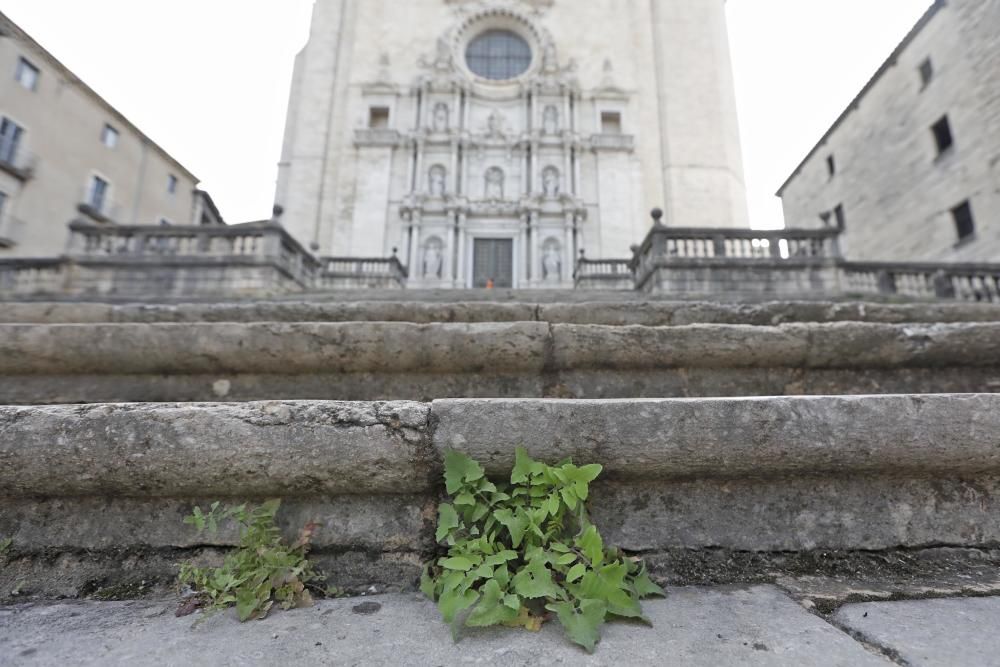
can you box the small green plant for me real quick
[0,537,12,558]
[422,448,664,653]
[179,500,318,621]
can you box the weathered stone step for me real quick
[1,321,999,403]
[3,299,1000,325]
[3,395,1000,601]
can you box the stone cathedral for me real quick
[275,0,750,288]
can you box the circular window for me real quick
[465,30,533,81]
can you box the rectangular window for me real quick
[601,111,623,134]
[167,174,178,195]
[919,58,934,87]
[826,155,836,178]
[88,175,109,213]
[834,204,846,230]
[15,57,39,91]
[0,117,24,165]
[952,201,975,241]
[101,124,119,149]
[369,107,390,129]
[932,115,954,155]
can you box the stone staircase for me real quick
[2,294,1000,614]
[1,298,999,404]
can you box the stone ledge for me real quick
[433,395,1000,480]
[3,396,999,498]
[0,322,998,379]
[0,401,435,496]
[2,299,1000,325]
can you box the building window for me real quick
[101,124,119,149]
[466,30,532,81]
[931,115,954,156]
[826,155,836,178]
[368,107,390,129]
[88,175,110,213]
[159,218,172,226]
[919,58,934,88]
[952,201,975,242]
[15,57,39,91]
[167,174,178,195]
[0,190,7,221]
[834,204,846,230]
[601,111,623,134]
[0,117,24,165]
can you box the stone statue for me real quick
[423,240,444,279]
[543,43,558,72]
[543,105,559,135]
[433,103,449,133]
[542,167,560,198]
[487,110,504,137]
[485,167,504,200]
[435,36,452,68]
[542,242,562,282]
[429,165,446,197]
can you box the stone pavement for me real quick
[5,585,995,666]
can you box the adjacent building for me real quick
[275,0,750,288]
[778,0,1000,263]
[0,11,221,258]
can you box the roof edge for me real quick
[775,0,946,197]
[0,10,200,184]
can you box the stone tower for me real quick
[275,0,749,288]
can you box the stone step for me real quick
[3,395,1000,602]
[3,298,1000,325]
[1,321,998,403]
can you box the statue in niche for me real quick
[434,36,452,69]
[432,102,449,133]
[543,105,559,135]
[542,240,562,282]
[423,238,444,279]
[487,110,505,138]
[429,165,447,197]
[542,167,560,198]
[484,167,505,200]
[543,43,558,72]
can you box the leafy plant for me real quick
[422,448,664,653]
[0,537,11,558]
[178,500,319,621]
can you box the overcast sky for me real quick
[2,0,932,229]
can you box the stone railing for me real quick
[574,256,636,290]
[320,254,409,290]
[0,220,406,298]
[842,262,1000,303]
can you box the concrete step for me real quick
[3,299,1000,325]
[3,395,1000,602]
[0,588,895,666]
[1,320,998,403]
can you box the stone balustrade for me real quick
[320,255,409,289]
[573,256,636,290]
[843,262,1000,303]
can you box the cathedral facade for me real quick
[276,0,749,288]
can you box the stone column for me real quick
[456,212,468,288]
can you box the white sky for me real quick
[2,0,933,230]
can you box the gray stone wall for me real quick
[779,0,1000,262]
